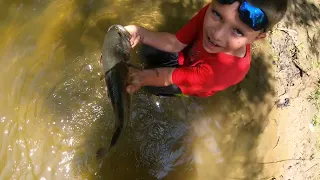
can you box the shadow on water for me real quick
[284,0,319,28]
[0,0,49,24]
[154,1,276,179]
[41,0,276,179]
[284,0,320,59]
[156,0,204,32]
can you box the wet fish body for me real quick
[97,25,132,159]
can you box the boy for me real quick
[125,0,288,97]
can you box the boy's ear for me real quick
[255,32,267,40]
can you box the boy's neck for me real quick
[224,45,247,58]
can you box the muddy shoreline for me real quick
[254,0,320,179]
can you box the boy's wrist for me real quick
[139,68,174,87]
[139,69,154,86]
[136,26,147,44]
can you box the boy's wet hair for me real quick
[246,0,288,31]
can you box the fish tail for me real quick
[95,126,123,160]
[109,126,123,148]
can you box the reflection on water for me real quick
[0,0,276,179]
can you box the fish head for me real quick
[101,24,132,73]
[111,25,131,46]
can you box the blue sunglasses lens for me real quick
[239,1,268,31]
[217,0,268,31]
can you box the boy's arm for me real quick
[139,4,210,51]
[127,67,175,94]
[125,25,187,53]
[127,64,214,95]
[141,67,174,86]
[139,27,187,53]
[125,4,210,52]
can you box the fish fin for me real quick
[126,63,143,71]
[96,148,108,159]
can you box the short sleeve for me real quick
[172,62,215,95]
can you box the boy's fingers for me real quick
[125,25,139,47]
[127,85,140,94]
[127,74,140,85]
[130,36,136,46]
[124,25,136,33]
[131,78,140,84]
[127,71,141,85]
[131,36,140,48]
[126,85,133,94]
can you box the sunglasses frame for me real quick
[216,0,269,31]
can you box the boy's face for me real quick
[202,1,266,54]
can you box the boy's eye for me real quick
[232,29,244,37]
[211,10,222,21]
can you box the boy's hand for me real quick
[124,25,143,48]
[127,67,143,94]
[126,67,175,94]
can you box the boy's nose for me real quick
[211,25,227,42]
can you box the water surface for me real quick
[0,0,276,179]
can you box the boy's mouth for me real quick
[207,36,221,47]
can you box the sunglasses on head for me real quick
[217,0,269,31]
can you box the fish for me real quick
[96,24,133,159]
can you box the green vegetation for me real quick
[309,80,320,127]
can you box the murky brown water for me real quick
[0,0,277,179]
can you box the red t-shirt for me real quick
[172,3,251,97]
